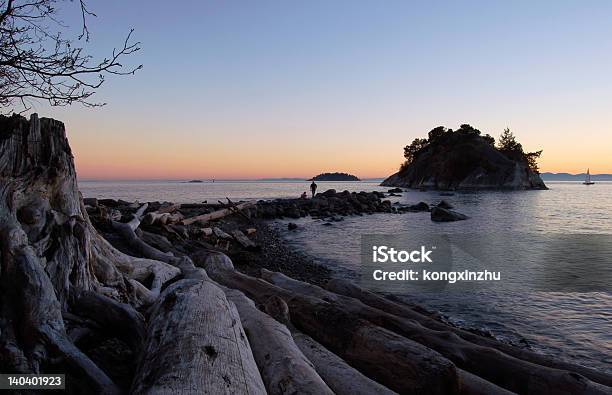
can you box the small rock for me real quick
[437,200,454,209]
[388,188,403,193]
[83,198,98,207]
[288,222,298,230]
[321,189,337,197]
[431,207,468,222]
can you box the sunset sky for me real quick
[37,1,612,180]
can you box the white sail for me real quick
[584,168,594,185]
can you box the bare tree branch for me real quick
[0,0,141,112]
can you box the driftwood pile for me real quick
[1,114,610,394]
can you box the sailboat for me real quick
[583,169,595,185]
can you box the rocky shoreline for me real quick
[4,112,609,395]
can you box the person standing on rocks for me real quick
[310,181,318,197]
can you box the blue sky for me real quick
[38,1,612,179]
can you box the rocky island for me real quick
[309,172,360,181]
[382,124,547,190]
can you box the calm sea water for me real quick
[79,180,612,372]
[79,180,387,203]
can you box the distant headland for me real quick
[382,124,547,190]
[309,172,361,181]
[540,172,612,181]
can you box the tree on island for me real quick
[310,172,360,181]
[497,128,542,173]
[398,124,543,176]
[0,0,142,112]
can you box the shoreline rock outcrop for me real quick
[382,125,547,190]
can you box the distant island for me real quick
[382,124,547,190]
[309,172,360,181]
[540,172,612,181]
[188,179,203,183]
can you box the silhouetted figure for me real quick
[310,181,317,197]
[300,191,307,199]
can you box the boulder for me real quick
[437,200,454,209]
[284,207,301,219]
[288,222,298,231]
[431,207,468,222]
[321,189,337,197]
[409,202,430,212]
[98,198,119,207]
[387,188,403,193]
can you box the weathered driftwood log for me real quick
[0,114,231,393]
[132,279,266,394]
[136,229,174,252]
[222,287,333,395]
[181,201,255,225]
[264,297,511,395]
[202,256,460,395]
[292,333,399,395]
[141,211,172,226]
[213,227,233,240]
[0,114,186,391]
[326,278,612,388]
[261,270,612,395]
[231,229,259,250]
[70,290,146,355]
[223,197,254,223]
[156,203,180,214]
[457,369,516,395]
[263,296,398,395]
[8,247,120,394]
[91,227,180,306]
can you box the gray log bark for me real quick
[203,256,460,395]
[131,279,266,395]
[326,278,612,388]
[261,270,612,395]
[223,287,333,395]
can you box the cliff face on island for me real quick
[382,126,547,190]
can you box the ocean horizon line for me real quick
[77,177,388,182]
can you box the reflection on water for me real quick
[80,180,612,372]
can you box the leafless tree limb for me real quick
[0,0,141,112]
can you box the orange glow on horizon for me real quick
[64,112,612,181]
